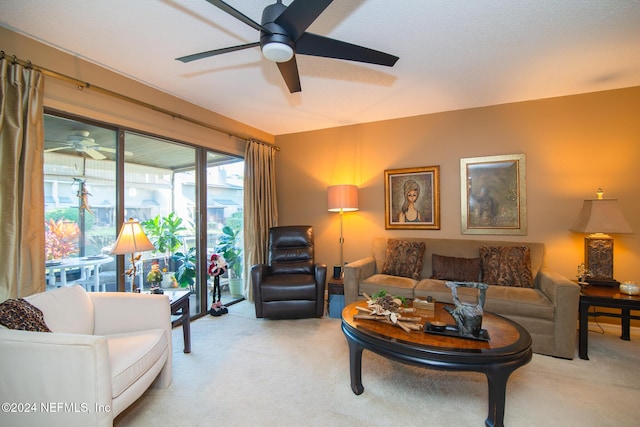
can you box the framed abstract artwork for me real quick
[460,154,527,235]
[384,165,440,230]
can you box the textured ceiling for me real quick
[2,0,640,136]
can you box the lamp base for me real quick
[584,235,614,280]
[586,277,620,287]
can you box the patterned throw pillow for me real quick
[0,298,52,332]
[480,246,535,288]
[381,239,426,280]
[430,254,481,282]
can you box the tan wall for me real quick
[2,27,274,154]
[275,86,640,285]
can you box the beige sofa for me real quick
[344,237,580,359]
[0,285,172,427]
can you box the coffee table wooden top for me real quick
[342,300,529,354]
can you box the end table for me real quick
[327,277,344,318]
[579,285,640,360]
[166,290,191,353]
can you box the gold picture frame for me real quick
[385,166,440,230]
[460,154,527,235]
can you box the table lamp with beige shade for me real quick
[111,218,156,292]
[570,189,633,287]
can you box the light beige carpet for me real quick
[115,301,640,426]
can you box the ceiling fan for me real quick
[45,130,129,160]
[176,0,399,93]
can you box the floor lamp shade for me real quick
[327,185,359,212]
[570,196,633,285]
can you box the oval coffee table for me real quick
[341,300,532,427]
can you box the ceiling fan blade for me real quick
[296,33,399,66]
[275,0,333,41]
[83,148,107,160]
[44,146,71,153]
[98,146,133,156]
[176,42,260,63]
[205,0,271,34]
[276,56,301,93]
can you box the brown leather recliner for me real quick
[252,225,327,319]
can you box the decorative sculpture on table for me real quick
[445,281,489,338]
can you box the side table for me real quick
[327,277,344,318]
[167,290,191,353]
[578,285,640,360]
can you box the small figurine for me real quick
[577,263,590,284]
[208,254,228,316]
[147,262,163,291]
[73,177,94,216]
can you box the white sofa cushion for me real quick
[107,329,169,399]
[25,285,94,334]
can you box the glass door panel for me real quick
[44,114,118,292]
[123,132,200,314]
[206,152,244,309]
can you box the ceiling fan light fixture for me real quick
[178,1,398,93]
[262,42,293,63]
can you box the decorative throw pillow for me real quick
[480,246,535,288]
[381,239,426,280]
[430,254,481,282]
[0,298,52,332]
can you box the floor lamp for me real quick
[327,185,359,278]
[111,218,156,292]
[570,189,633,286]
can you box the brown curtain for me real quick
[243,140,278,302]
[0,57,45,300]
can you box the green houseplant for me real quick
[215,215,243,297]
[141,212,186,258]
[173,247,197,292]
[142,213,188,285]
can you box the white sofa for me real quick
[0,285,172,427]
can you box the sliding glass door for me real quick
[44,115,118,292]
[123,131,198,307]
[206,152,244,308]
[43,112,244,318]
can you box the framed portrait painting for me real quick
[385,166,440,230]
[460,154,527,235]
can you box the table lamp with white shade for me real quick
[110,218,156,292]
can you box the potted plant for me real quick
[142,212,188,286]
[215,217,243,297]
[173,247,197,293]
[141,212,186,258]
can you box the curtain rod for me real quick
[1,51,279,151]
